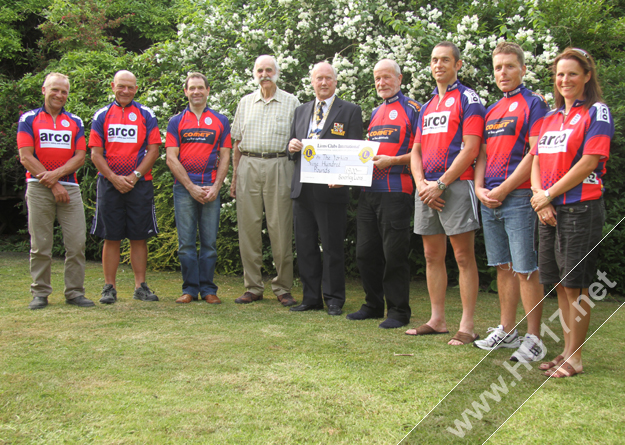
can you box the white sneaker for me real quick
[473,325,521,350]
[510,334,547,362]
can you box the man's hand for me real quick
[418,180,445,211]
[328,184,344,188]
[109,174,135,194]
[186,184,207,204]
[372,154,393,170]
[51,183,70,203]
[486,185,509,206]
[476,186,501,209]
[203,185,220,202]
[530,187,551,212]
[36,170,61,188]
[288,138,303,153]
[229,178,236,198]
[537,203,557,227]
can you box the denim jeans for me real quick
[481,189,538,274]
[173,183,220,297]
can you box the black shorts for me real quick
[538,198,605,288]
[90,176,158,241]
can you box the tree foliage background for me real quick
[1,0,624,289]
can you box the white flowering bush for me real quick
[124,0,560,274]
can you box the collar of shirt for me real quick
[41,104,67,116]
[383,91,403,105]
[432,79,460,96]
[502,84,525,99]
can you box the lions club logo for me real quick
[358,147,374,164]
[303,145,316,162]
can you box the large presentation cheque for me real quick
[299,139,380,187]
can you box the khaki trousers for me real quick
[236,155,293,296]
[25,182,86,300]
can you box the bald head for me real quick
[310,62,337,101]
[373,59,402,100]
[111,70,138,106]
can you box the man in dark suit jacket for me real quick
[287,61,363,316]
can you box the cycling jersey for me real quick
[17,105,86,185]
[483,85,548,190]
[165,106,232,185]
[532,100,613,205]
[416,80,485,181]
[89,100,161,181]
[366,91,421,193]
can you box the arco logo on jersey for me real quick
[537,129,574,154]
[107,124,138,143]
[422,111,451,135]
[39,129,72,149]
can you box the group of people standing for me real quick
[18,40,613,379]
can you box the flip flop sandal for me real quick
[405,324,450,336]
[538,355,564,371]
[450,331,480,345]
[545,362,584,378]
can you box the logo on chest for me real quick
[422,111,451,135]
[39,129,72,149]
[331,122,345,136]
[537,129,574,154]
[107,124,138,143]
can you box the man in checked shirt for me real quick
[230,55,300,306]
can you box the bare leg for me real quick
[518,271,544,337]
[449,231,478,345]
[102,240,121,288]
[563,286,590,373]
[130,239,148,288]
[422,234,448,333]
[497,264,520,333]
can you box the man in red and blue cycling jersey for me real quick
[165,73,232,305]
[408,42,485,345]
[346,59,421,329]
[18,72,94,309]
[89,70,162,304]
[473,42,549,362]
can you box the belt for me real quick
[240,151,287,159]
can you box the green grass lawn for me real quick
[1,252,623,444]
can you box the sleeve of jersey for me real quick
[415,113,424,144]
[231,102,243,141]
[16,114,35,149]
[218,115,233,148]
[146,113,162,145]
[408,102,421,140]
[71,115,87,151]
[462,98,485,138]
[528,96,549,137]
[88,113,105,148]
[165,116,181,148]
[583,104,614,159]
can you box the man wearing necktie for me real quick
[287,62,363,316]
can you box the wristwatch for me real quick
[437,179,447,191]
[134,170,142,179]
[544,189,552,202]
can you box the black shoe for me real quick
[66,296,95,307]
[327,305,342,316]
[100,284,117,304]
[346,309,384,320]
[133,282,159,301]
[29,296,48,310]
[289,303,324,312]
[379,318,408,329]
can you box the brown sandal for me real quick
[545,362,584,378]
[538,355,564,371]
[450,331,479,345]
[405,324,449,336]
